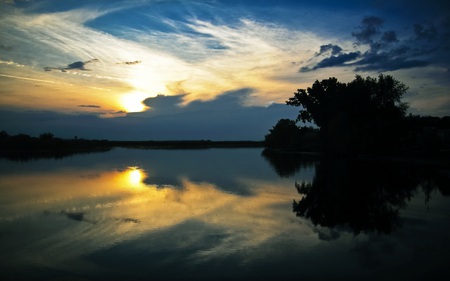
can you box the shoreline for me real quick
[262,147,450,167]
[0,139,264,161]
[1,137,448,167]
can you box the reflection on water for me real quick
[1,148,449,280]
[264,151,449,233]
[291,158,450,235]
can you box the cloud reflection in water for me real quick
[0,162,313,273]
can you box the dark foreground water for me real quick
[0,148,449,281]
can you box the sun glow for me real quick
[126,167,145,187]
[120,92,149,112]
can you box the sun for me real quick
[120,91,149,112]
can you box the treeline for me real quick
[113,140,264,149]
[0,131,111,160]
[0,131,264,160]
[264,75,450,158]
[265,115,450,154]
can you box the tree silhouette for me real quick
[286,74,409,154]
[261,148,318,177]
[264,119,319,151]
[293,159,450,234]
[262,150,450,235]
[264,119,302,149]
[39,132,54,140]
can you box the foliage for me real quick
[286,74,409,154]
[0,131,111,160]
[39,132,54,140]
[264,119,318,150]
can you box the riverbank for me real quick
[0,136,264,160]
[262,147,450,167]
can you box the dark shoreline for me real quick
[111,140,265,149]
[1,136,448,167]
[262,147,450,167]
[0,139,265,161]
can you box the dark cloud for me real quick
[65,211,85,222]
[44,59,99,72]
[414,23,437,41]
[0,90,299,140]
[117,60,141,65]
[381,31,398,43]
[352,16,384,45]
[0,44,13,51]
[300,15,449,73]
[144,94,184,112]
[142,88,255,114]
[301,52,360,72]
[315,44,342,56]
[354,53,429,71]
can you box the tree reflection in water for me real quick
[262,150,450,235]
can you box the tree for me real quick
[265,119,319,151]
[286,74,409,154]
[265,119,302,149]
[39,132,54,140]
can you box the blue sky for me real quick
[0,0,449,140]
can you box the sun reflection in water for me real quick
[124,166,146,189]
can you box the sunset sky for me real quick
[1,0,449,140]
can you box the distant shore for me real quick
[1,133,449,167]
[262,147,450,167]
[111,140,264,149]
[0,136,264,161]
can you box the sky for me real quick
[1,0,449,140]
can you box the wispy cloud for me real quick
[123,16,325,104]
[1,0,449,120]
[78,104,101,108]
[0,44,13,51]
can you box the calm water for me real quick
[0,148,449,280]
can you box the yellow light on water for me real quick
[123,166,147,189]
[128,169,143,186]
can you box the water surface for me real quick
[0,148,449,280]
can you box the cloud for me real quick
[114,15,325,104]
[414,23,437,41]
[1,1,333,108]
[315,44,342,56]
[300,15,448,73]
[0,89,300,140]
[353,53,429,72]
[78,104,101,108]
[301,52,360,72]
[3,0,448,121]
[143,94,185,112]
[44,58,99,72]
[381,31,398,43]
[0,44,13,51]
[351,16,384,45]
[117,60,141,65]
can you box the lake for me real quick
[1,148,449,280]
